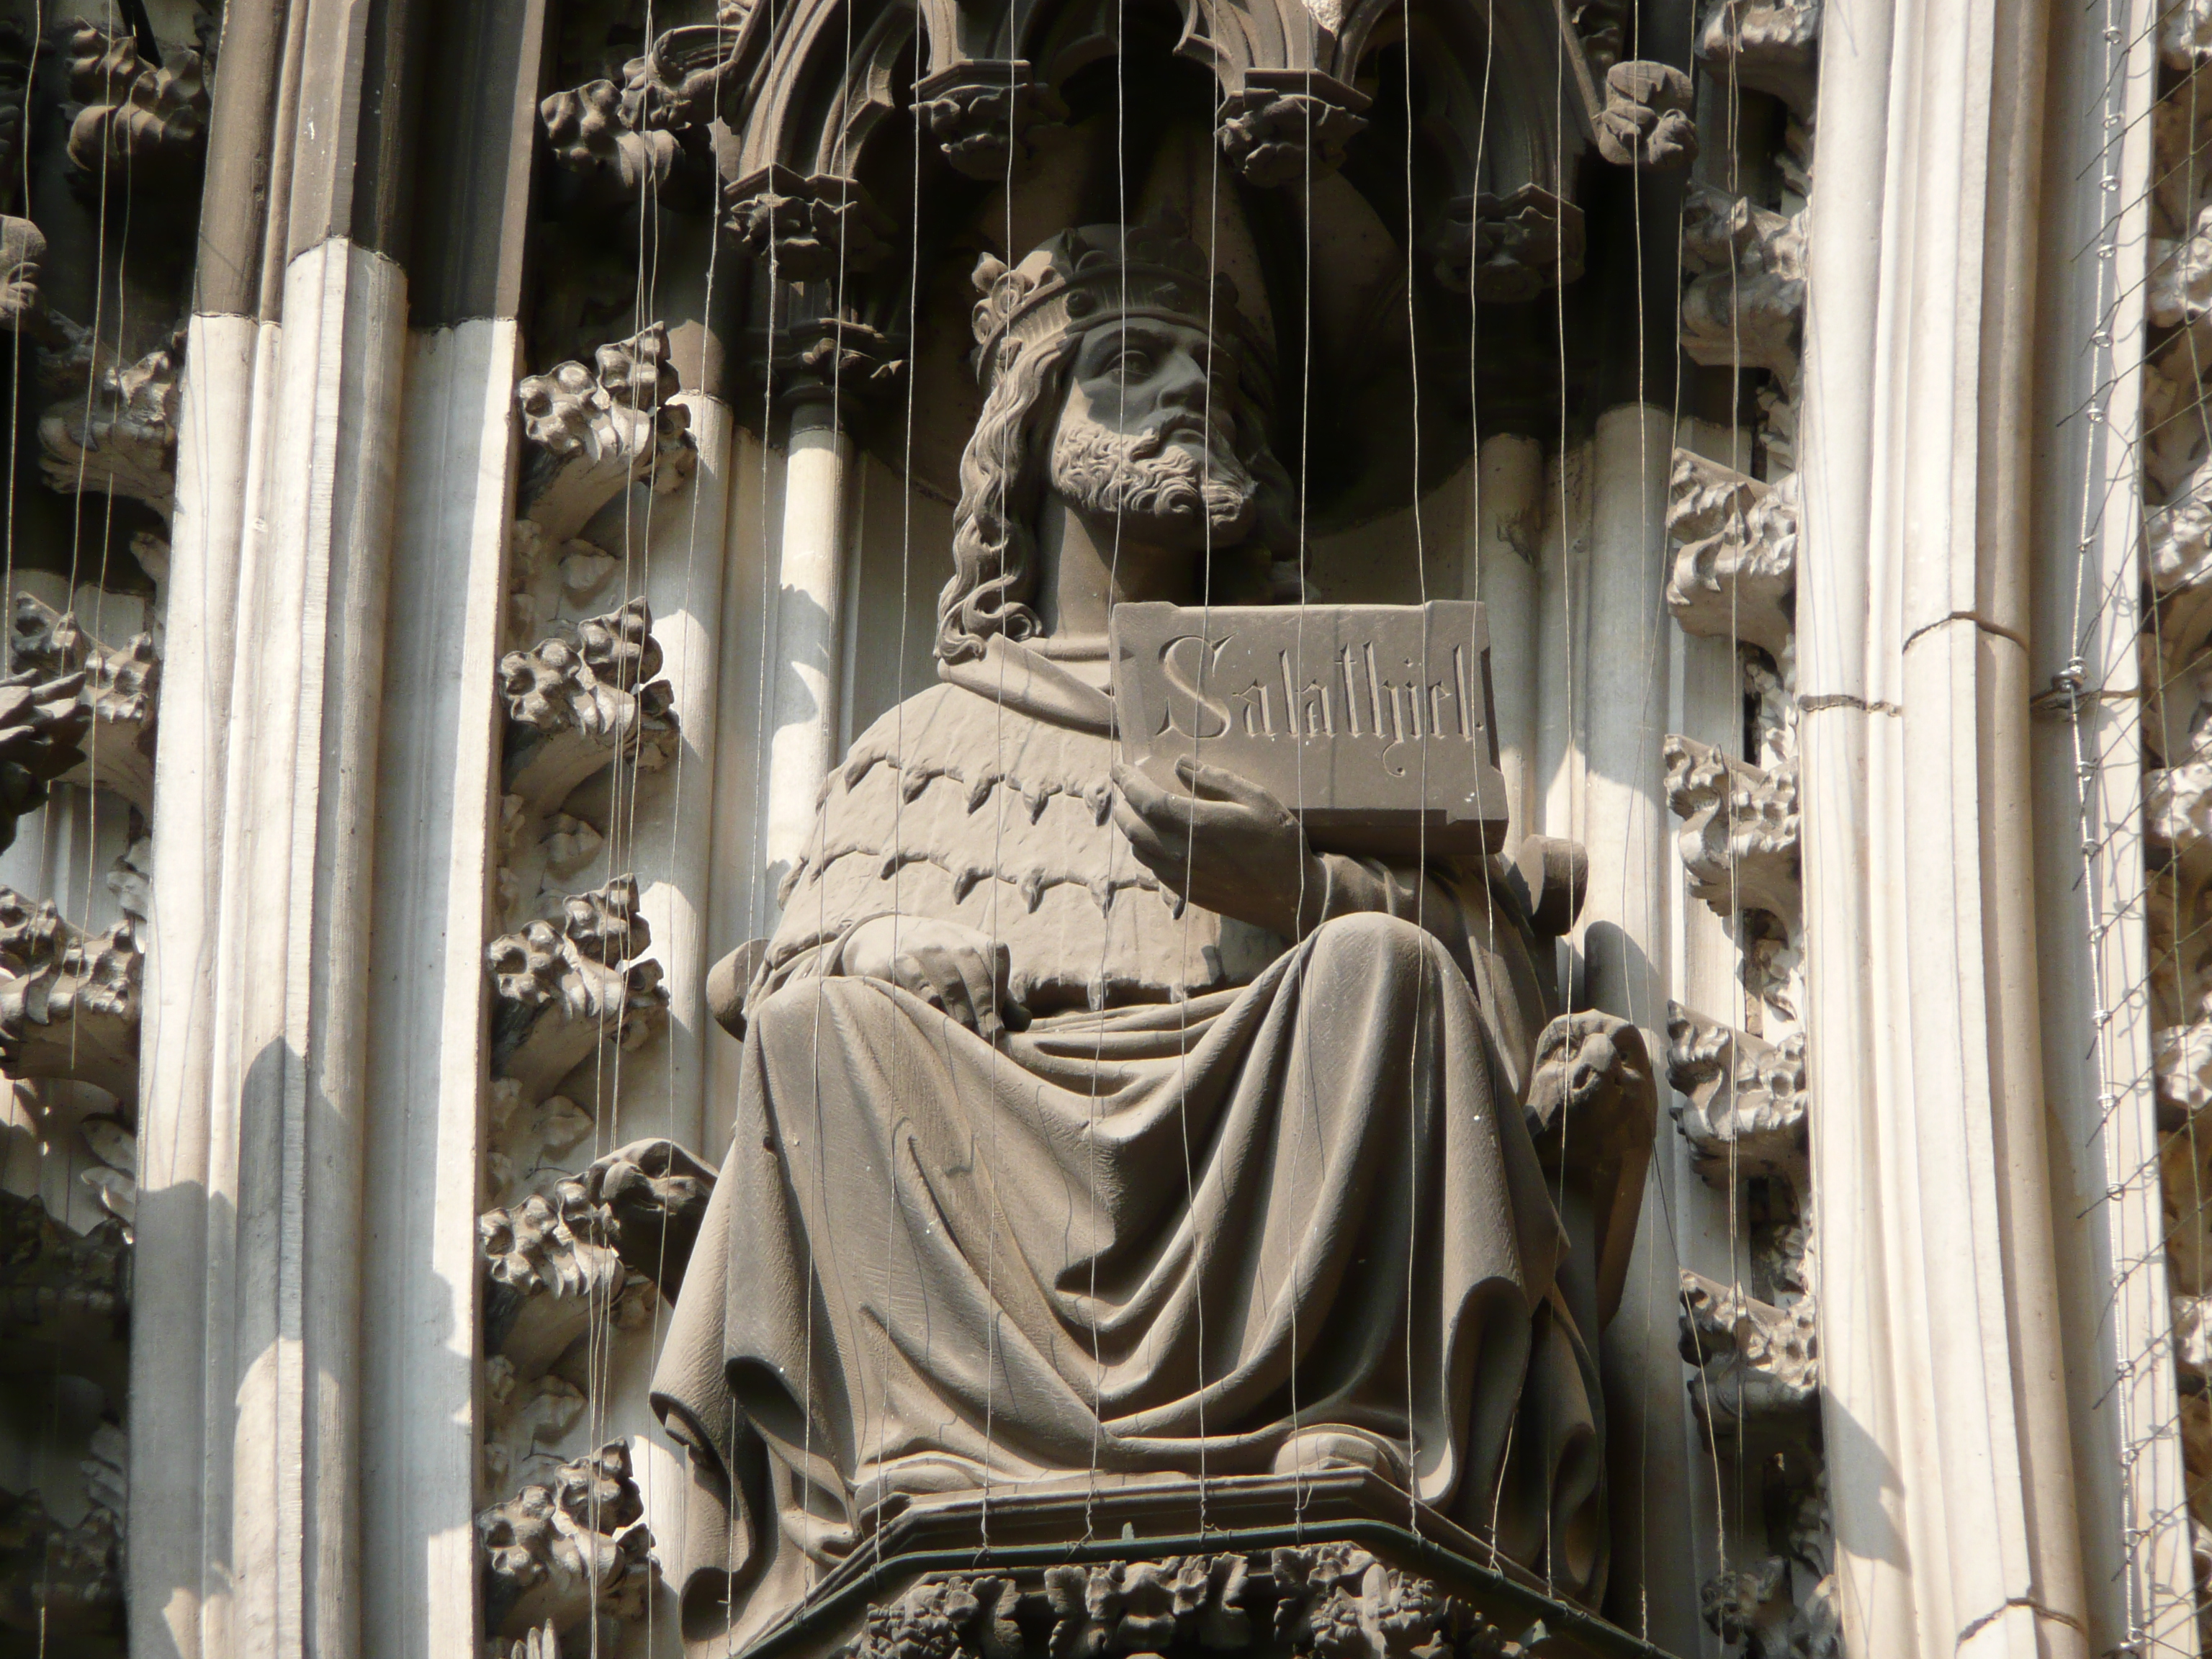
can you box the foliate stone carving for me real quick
[480,1174,629,1377]
[760,315,907,413]
[486,875,669,1102]
[2152,210,2212,338]
[1429,186,1586,303]
[1665,451,1797,660]
[487,1081,595,1205]
[2141,338,2208,504]
[2164,0,2212,71]
[835,1546,1547,1659]
[11,593,159,808]
[1215,73,1370,190]
[915,61,1069,179]
[81,1421,125,1521]
[0,1485,121,1638]
[1570,0,1630,73]
[483,1356,588,1489]
[499,598,680,817]
[1701,1556,1838,1659]
[2162,1127,2212,1296]
[0,890,140,1100]
[516,323,696,541]
[1663,735,1802,924]
[1665,1004,1807,1185]
[1696,0,1821,109]
[38,320,184,514]
[0,1190,127,1354]
[478,1442,655,1645]
[1679,1270,1818,1423]
[79,1113,135,1233]
[1743,644,1797,772]
[0,671,89,855]
[62,24,209,185]
[0,216,45,335]
[540,55,714,206]
[724,165,895,284]
[1595,60,1698,170]
[1680,186,1805,379]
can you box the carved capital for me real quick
[500,598,681,818]
[1665,450,1797,659]
[478,1442,656,1643]
[1595,61,1698,170]
[1696,0,1821,109]
[1429,186,1586,303]
[759,315,907,418]
[1680,186,1804,379]
[485,874,670,1101]
[1679,1270,1818,1422]
[1663,734,1802,925]
[916,61,1069,179]
[1216,73,1370,190]
[37,321,183,516]
[1665,1004,1807,1186]
[11,594,158,809]
[517,323,696,541]
[61,25,208,188]
[0,890,140,1101]
[724,165,895,284]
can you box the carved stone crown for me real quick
[969,218,1268,391]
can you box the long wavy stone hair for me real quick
[935,326,1293,663]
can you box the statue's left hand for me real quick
[1111,755,1321,936]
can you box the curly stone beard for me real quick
[1048,409,1259,546]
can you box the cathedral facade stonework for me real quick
[0,2,2178,1659]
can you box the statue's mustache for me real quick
[1049,411,1256,537]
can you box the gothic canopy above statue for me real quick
[539,0,1685,523]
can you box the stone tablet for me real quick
[1110,601,1510,856]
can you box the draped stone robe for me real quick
[651,637,1609,1652]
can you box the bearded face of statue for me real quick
[1047,318,1259,552]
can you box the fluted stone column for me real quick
[131,2,426,1655]
[1798,0,2092,1653]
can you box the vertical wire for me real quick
[868,0,927,1576]
[1166,58,1231,1537]
[735,0,793,1631]
[1285,33,1316,1534]
[977,0,1032,1555]
[1401,4,1429,1542]
[1547,4,1570,1599]
[1081,0,1136,1548]
[797,0,865,1594]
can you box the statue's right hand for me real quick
[835,916,1021,1038]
